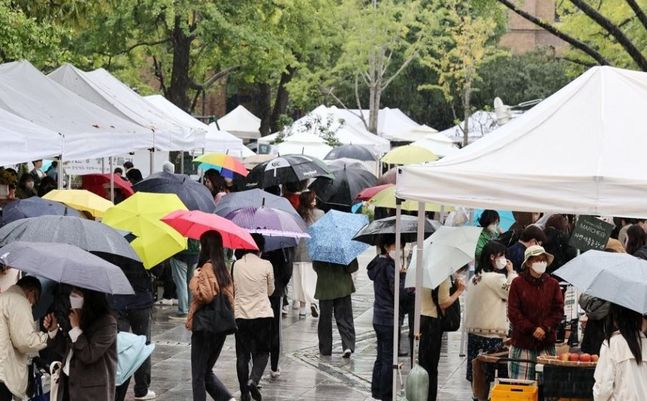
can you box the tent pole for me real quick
[180,151,185,175]
[149,149,154,177]
[57,155,63,189]
[109,156,115,203]
[412,201,426,364]
[101,158,105,174]
[392,199,403,401]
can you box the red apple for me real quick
[559,352,570,362]
[579,353,592,362]
[569,353,580,362]
[591,354,599,362]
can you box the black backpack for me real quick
[431,277,461,332]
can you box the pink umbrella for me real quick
[161,210,258,250]
[355,184,394,201]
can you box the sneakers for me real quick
[270,368,281,379]
[310,303,319,318]
[298,307,306,318]
[342,349,352,359]
[134,390,157,400]
[248,380,262,401]
[281,305,289,316]
[155,298,175,306]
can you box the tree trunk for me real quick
[167,16,194,112]
[270,67,295,132]
[462,80,472,147]
[256,83,273,136]
[369,84,381,135]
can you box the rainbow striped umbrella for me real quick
[193,153,248,176]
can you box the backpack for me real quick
[431,277,461,332]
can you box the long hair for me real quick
[477,240,506,275]
[545,214,568,233]
[478,210,499,228]
[198,230,231,290]
[625,224,647,255]
[377,234,396,255]
[79,289,111,331]
[297,190,317,222]
[605,303,644,364]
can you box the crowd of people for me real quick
[0,158,646,401]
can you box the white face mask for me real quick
[388,250,397,260]
[69,293,84,310]
[531,261,547,275]
[487,224,498,233]
[494,257,507,270]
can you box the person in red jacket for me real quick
[507,245,564,380]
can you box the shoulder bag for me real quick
[431,277,461,332]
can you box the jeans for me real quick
[269,295,282,371]
[191,332,232,401]
[0,382,12,401]
[371,324,394,401]
[318,295,355,355]
[235,318,272,397]
[170,257,196,314]
[115,307,152,400]
[419,316,443,401]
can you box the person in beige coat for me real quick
[233,234,275,401]
[0,277,57,401]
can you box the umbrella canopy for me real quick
[226,207,309,239]
[162,210,258,250]
[307,210,370,265]
[245,155,333,188]
[102,192,188,268]
[193,153,248,176]
[355,184,394,201]
[309,159,377,212]
[368,185,451,212]
[43,189,114,218]
[353,215,437,245]
[214,189,302,224]
[324,144,377,161]
[381,145,438,165]
[81,174,134,200]
[376,167,397,185]
[553,250,647,314]
[1,197,82,225]
[0,216,140,262]
[0,241,134,294]
[405,226,482,289]
[133,172,216,213]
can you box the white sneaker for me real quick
[270,368,281,378]
[342,349,352,358]
[134,390,157,400]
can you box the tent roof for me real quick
[438,111,499,144]
[0,108,61,165]
[144,94,207,132]
[205,122,255,158]
[0,61,153,160]
[217,105,261,140]
[412,133,459,158]
[50,64,204,151]
[397,66,647,218]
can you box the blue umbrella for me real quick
[2,197,82,225]
[308,210,369,265]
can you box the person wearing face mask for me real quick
[292,190,324,318]
[507,245,564,380]
[367,234,402,401]
[465,241,517,398]
[49,288,118,401]
[0,276,58,401]
[475,210,500,269]
[506,225,547,273]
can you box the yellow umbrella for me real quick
[43,189,114,218]
[368,185,452,212]
[381,145,438,165]
[102,192,188,268]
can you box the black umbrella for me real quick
[353,215,437,245]
[0,215,140,262]
[133,171,216,212]
[2,197,82,225]
[309,159,377,212]
[245,155,333,188]
[324,144,377,161]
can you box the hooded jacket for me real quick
[367,254,403,326]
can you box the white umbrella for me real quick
[405,226,482,289]
[554,250,647,314]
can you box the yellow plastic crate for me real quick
[491,379,539,401]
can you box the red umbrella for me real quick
[355,184,394,201]
[161,210,258,250]
[81,174,134,200]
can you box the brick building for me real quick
[499,0,566,54]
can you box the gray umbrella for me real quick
[353,215,438,245]
[0,241,134,294]
[0,216,140,262]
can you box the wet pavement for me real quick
[128,251,474,400]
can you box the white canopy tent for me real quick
[438,110,499,145]
[0,61,153,160]
[0,108,62,165]
[216,105,261,140]
[49,64,204,151]
[412,132,459,158]
[274,131,332,159]
[397,66,647,218]
[144,95,253,157]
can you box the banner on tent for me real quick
[64,156,134,175]
[569,215,614,252]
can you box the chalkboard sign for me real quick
[569,215,614,252]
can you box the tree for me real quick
[419,1,503,146]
